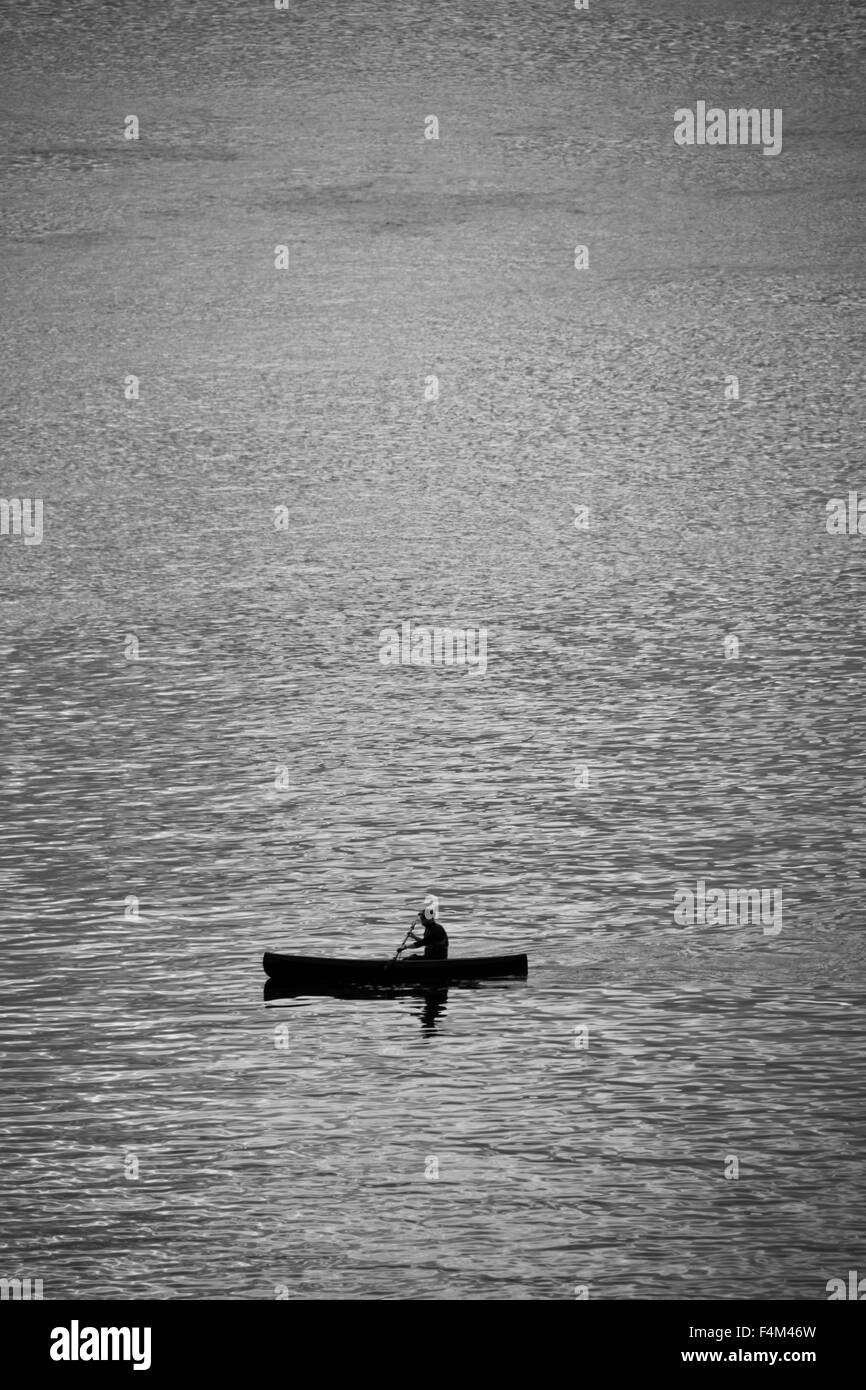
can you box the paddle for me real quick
[393,915,421,961]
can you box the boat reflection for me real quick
[263,978,465,1034]
[264,976,523,1034]
[414,986,448,1036]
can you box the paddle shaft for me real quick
[393,915,422,960]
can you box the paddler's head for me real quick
[421,894,440,923]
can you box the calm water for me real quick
[1,0,865,1300]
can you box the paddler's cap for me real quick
[422,894,440,921]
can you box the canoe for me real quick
[262,950,528,986]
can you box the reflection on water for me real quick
[264,979,452,1035]
[1,0,865,1300]
[415,989,448,1036]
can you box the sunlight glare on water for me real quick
[0,0,864,1300]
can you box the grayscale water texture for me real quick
[0,0,864,1299]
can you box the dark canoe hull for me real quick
[262,951,528,987]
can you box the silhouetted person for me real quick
[403,894,449,960]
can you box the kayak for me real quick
[262,950,528,986]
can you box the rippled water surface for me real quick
[1,0,865,1299]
